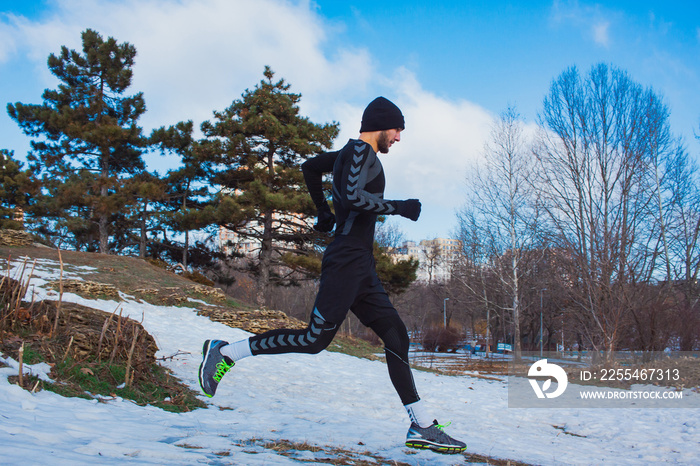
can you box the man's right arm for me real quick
[302,151,339,232]
[302,151,338,209]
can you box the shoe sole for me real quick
[405,440,466,454]
[198,339,216,398]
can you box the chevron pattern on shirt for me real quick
[345,143,396,214]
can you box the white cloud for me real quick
[549,1,615,48]
[368,69,494,238]
[0,14,20,62]
[4,0,374,132]
[593,21,610,47]
[1,0,495,239]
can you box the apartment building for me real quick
[391,237,462,283]
[219,211,314,257]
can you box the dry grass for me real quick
[0,251,204,412]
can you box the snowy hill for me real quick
[1,254,699,465]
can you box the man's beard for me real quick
[377,130,392,154]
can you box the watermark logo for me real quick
[528,359,568,399]
[509,352,700,408]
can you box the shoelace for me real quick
[213,359,234,382]
[435,421,451,431]
[433,421,459,444]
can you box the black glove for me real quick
[395,199,421,221]
[314,204,336,232]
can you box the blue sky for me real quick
[1,0,699,242]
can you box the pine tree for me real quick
[114,170,167,257]
[374,242,419,296]
[0,150,38,230]
[200,67,339,306]
[151,121,222,268]
[7,29,147,253]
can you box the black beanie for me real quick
[359,97,405,133]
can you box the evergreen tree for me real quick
[114,170,167,257]
[374,242,419,296]
[200,67,339,306]
[372,219,419,295]
[0,150,38,230]
[151,121,222,267]
[7,29,147,253]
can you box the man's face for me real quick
[377,128,402,154]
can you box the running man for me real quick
[199,97,466,454]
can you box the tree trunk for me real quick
[99,146,109,254]
[256,210,274,307]
[512,254,522,361]
[182,190,189,269]
[139,202,147,258]
[99,183,109,254]
[183,230,189,269]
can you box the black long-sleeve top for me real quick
[302,139,402,249]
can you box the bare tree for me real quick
[453,207,495,355]
[420,240,444,285]
[533,63,683,355]
[457,106,540,359]
[374,219,406,249]
[665,130,700,350]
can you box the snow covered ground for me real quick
[1,256,699,465]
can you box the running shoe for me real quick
[198,339,234,397]
[405,420,466,454]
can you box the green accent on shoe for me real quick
[213,358,234,382]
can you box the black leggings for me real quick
[249,310,419,405]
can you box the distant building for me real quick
[13,208,24,224]
[219,211,314,257]
[389,238,462,283]
[419,238,462,262]
[217,178,315,257]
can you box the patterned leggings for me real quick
[248,309,419,405]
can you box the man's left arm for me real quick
[337,144,421,221]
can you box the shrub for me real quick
[422,325,462,353]
[182,271,215,287]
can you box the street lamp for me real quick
[540,288,547,357]
[443,298,449,328]
[561,312,564,354]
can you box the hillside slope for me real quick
[0,244,308,333]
